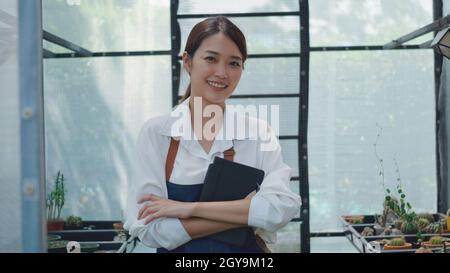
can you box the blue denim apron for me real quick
[156,139,262,253]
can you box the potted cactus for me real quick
[383,237,412,250]
[46,171,66,231]
[66,215,83,230]
[421,236,450,248]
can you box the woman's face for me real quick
[183,32,244,106]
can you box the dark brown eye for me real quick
[230,62,241,67]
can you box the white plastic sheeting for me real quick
[0,0,21,252]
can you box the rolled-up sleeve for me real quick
[124,121,191,250]
[247,124,301,236]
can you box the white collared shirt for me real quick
[124,97,301,250]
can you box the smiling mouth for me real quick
[207,80,228,89]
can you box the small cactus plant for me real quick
[383,237,412,250]
[424,223,442,234]
[382,227,392,235]
[361,227,374,236]
[400,221,418,234]
[429,236,444,245]
[417,218,430,231]
[389,237,406,246]
[66,215,83,229]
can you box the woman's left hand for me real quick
[137,194,195,224]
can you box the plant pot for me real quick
[382,242,412,250]
[343,215,365,224]
[421,241,450,248]
[47,220,65,231]
[113,222,124,230]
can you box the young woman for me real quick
[124,16,301,253]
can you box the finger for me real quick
[140,207,157,220]
[144,211,162,225]
[138,204,150,219]
[138,203,156,220]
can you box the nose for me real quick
[215,63,228,79]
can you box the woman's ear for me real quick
[182,51,192,74]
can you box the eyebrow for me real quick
[204,50,242,61]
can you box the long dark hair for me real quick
[180,16,247,103]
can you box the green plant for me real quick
[400,220,418,235]
[374,124,418,228]
[425,222,442,234]
[389,237,406,246]
[417,218,430,230]
[429,236,444,245]
[66,215,83,228]
[46,171,65,220]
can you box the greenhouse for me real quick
[1,0,450,254]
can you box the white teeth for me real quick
[207,81,227,88]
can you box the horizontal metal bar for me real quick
[176,53,301,60]
[43,48,55,58]
[291,217,302,222]
[46,45,426,59]
[384,14,450,49]
[311,45,423,51]
[43,30,92,56]
[177,11,300,19]
[44,50,172,59]
[279,135,299,140]
[248,53,300,58]
[310,232,346,237]
[176,93,300,100]
[291,176,299,181]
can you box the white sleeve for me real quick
[124,123,191,250]
[247,124,302,235]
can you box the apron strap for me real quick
[165,138,235,181]
[165,138,180,182]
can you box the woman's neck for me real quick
[189,96,225,141]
